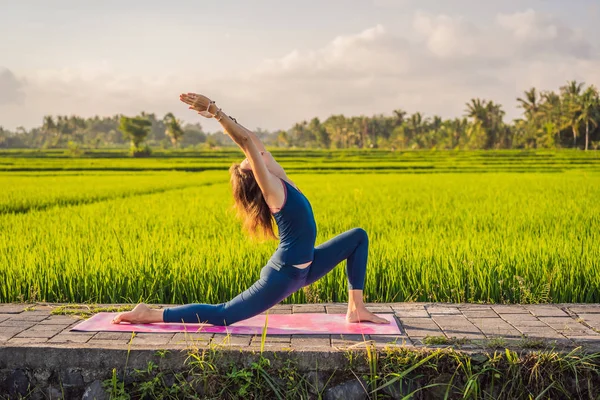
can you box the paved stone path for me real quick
[1,303,600,352]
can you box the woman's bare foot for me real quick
[346,308,389,324]
[111,303,164,324]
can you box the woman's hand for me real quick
[180,93,217,117]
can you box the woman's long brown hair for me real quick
[229,163,278,241]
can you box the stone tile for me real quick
[5,314,48,322]
[0,320,36,328]
[4,303,599,353]
[391,304,427,311]
[568,306,600,315]
[8,337,49,345]
[130,333,175,346]
[491,305,530,314]
[468,318,522,338]
[0,326,28,341]
[18,310,50,317]
[461,309,498,318]
[433,316,485,339]
[170,332,213,345]
[326,305,348,314]
[14,328,61,339]
[561,330,599,338]
[368,335,407,345]
[469,318,516,329]
[444,331,486,340]
[525,306,568,317]
[28,305,54,311]
[48,333,95,344]
[86,339,131,346]
[432,316,475,327]
[518,328,564,339]
[426,306,461,315]
[506,321,549,330]
[331,334,369,348]
[0,305,27,314]
[37,315,81,325]
[393,308,430,318]
[263,309,292,315]
[366,305,393,313]
[575,314,600,330]
[484,330,525,339]
[499,314,543,325]
[538,317,591,333]
[213,334,251,347]
[26,323,72,332]
[399,318,444,338]
[291,334,330,348]
[251,335,292,348]
[262,305,292,315]
[292,305,326,314]
[458,305,493,310]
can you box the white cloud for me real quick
[497,9,591,59]
[1,9,599,131]
[413,12,480,58]
[0,68,25,105]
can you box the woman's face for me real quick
[240,158,251,171]
[240,152,269,172]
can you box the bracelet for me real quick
[198,100,216,118]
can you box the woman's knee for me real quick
[351,227,368,244]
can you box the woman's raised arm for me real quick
[180,93,280,195]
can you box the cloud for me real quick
[1,9,599,131]
[0,68,26,105]
[372,0,412,8]
[218,9,599,125]
[496,9,591,59]
[413,12,480,58]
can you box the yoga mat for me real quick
[71,312,401,335]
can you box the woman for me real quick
[112,93,388,326]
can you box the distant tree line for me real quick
[1,80,599,151]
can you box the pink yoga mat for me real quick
[71,312,401,335]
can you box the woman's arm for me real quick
[236,123,267,153]
[180,93,280,195]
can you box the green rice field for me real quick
[1,149,599,305]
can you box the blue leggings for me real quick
[163,228,369,326]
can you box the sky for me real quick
[1,0,599,132]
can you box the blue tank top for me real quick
[267,178,317,269]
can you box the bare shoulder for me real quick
[268,169,298,191]
[263,151,287,175]
[263,170,287,210]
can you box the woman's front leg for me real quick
[305,228,390,324]
[346,290,389,324]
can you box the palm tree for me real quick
[560,80,584,148]
[517,88,541,120]
[163,113,185,148]
[579,86,599,151]
[466,99,505,148]
[392,109,407,127]
[539,91,565,147]
[308,118,330,149]
[465,99,488,123]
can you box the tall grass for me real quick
[1,164,598,304]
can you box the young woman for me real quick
[112,93,388,326]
